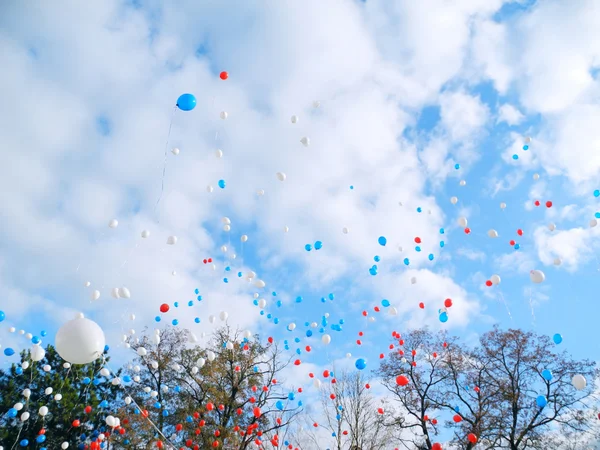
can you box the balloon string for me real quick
[497,290,513,322]
[528,286,536,326]
[154,106,178,224]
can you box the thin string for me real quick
[497,290,513,322]
[154,106,178,224]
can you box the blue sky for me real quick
[1,0,600,446]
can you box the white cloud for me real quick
[439,90,490,143]
[497,103,525,125]
[533,225,600,271]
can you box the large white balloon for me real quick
[196,358,206,368]
[322,334,331,345]
[207,351,216,362]
[55,317,106,364]
[255,279,266,288]
[572,374,587,390]
[490,274,501,285]
[31,345,46,362]
[141,230,150,238]
[530,270,545,284]
[119,287,131,299]
[458,217,468,228]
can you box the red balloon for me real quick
[414,237,421,243]
[444,298,453,308]
[485,280,492,287]
[323,370,330,378]
[253,407,262,418]
[219,71,229,80]
[453,414,462,423]
[467,433,478,443]
[517,228,523,236]
[365,383,370,389]
[206,403,214,411]
[330,393,336,400]
[509,239,516,246]
[175,424,183,432]
[546,200,553,208]
[534,200,541,207]
[84,406,92,414]
[432,444,442,450]
[377,407,384,414]
[396,375,409,386]
[72,419,81,427]
[186,440,193,447]
[157,441,163,449]
[212,442,219,448]
[419,302,425,309]
[160,303,170,313]
[464,227,471,234]
[294,359,301,366]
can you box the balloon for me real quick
[91,290,100,301]
[396,375,409,386]
[166,236,177,245]
[55,317,106,364]
[529,270,545,284]
[219,311,228,321]
[487,229,499,238]
[591,219,598,228]
[0,310,4,322]
[500,202,507,209]
[111,287,120,299]
[276,172,286,181]
[378,236,387,246]
[450,196,458,205]
[171,147,180,155]
[458,217,467,228]
[241,235,248,242]
[322,334,331,345]
[355,358,367,370]
[490,274,501,285]
[459,180,466,186]
[342,227,350,234]
[137,347,147,357]
[31,345,46,362]
[219,71,228,80]
[20,412,30,421]
[536,395,547,408]
[276,400,284,410]
[141,230,150,238]
[553,257,562,266]
[253,407,261,418]
[572,374,587,390]
[548,223,556,231]
[541,369,552,381]
[108,219,118,228]
[220,111,228,120]
[467,434,477,444]
[300,137,310,147]
[176,93,197,111]
[207,351,216,362]
[119,287,131,299]
[291,115,299,123]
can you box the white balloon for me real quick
[313,379,322,389]
[54,394,62,401]
[43,365,51,372]
[389,307,398,316]
[247,271,256,279]
[20,412,30,422]
[63,363,71,369]
[258,298,267,309]
[22,362,29,370]
[553,257,562,266]
[209,315,216,324]
[322,334,331,345]
[243,330,252,339]
[276,172,286,181]
[55,317,105,365]
[150,390,158,397]
[255,279,266,288]
[196,358,206,368]
[207,185,214,193]
[166,236,177,245]
[137,347,147,357]
[369,316,376,323]
[398,246,403,252]
[61,442,69,449]
[219,311,228,321]
[22,389,31,399]
[548,223,556,231]
[44,387,53,395]
[291,115,299,124]
[14,402,23,411]
[153,335,160,345]
[410,277,417,284]
[215,149,223,158]
[342,227,349,234]
[125,396,132,405]
[241,235,248,242]
[458,217,468,228]
[8,327,15,333]
[141,230,150,238]
[220,111,228,120]
[487,229,499,238]
[311,322,318,328]
[500,202,507,209]
[119,287,131,299]
[288,323,296,331]
[111,287,120,299]
[172,270,177,276]
[151,361,159,370]
[450,196,458,205]
[100,368,110,377]
[129,314,135,321]
[459,180,466,186]
[530,270,545,284]
[84,281,91,287]
[91,290,100,301]
[191,366,199,374]
[226,342,234,350]
[30,345,45,362]
[346,353,352,358]
[221,245,228,252]
[283,226,289,232]
[312,100,320,108]
[105,415,116,427]
[171,147,180,156]
[525,136,532,144]
[590,219,597,228]
[257,189,265,196]
[108,219,118,229]
[300,136,310,147]
[572,374,587,390]
[207,351,216,362]
[491,274,501,285]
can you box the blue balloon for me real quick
[306,330,313,337]
[40,330,47,337]
[536,395,547,408]
[439,312,449,323]
[314,241,323,250]
[553,333,563,345]
[355,358,367,370]
[296,296,303,303]
[595,189,600,198]
[542,369,553,381]
[7,408,18,417]
[0,311,5,322]
[31,336,40,344]
[454,163,460,170]
[123,375,132,383]
[176,93,197,111]
[218,179,226,189]
[374,255,380,262]
[4,347,15,356]
[305,244,312,251]
[454,406,460,413]
[428,253,434,261]
[20,440,29,447]
[378,236,387,246]
[15,367,23,375]
[288,392,295,401]
[440,240,445,247]
[415,246,421,252]
[36,435,46,444]
[381,299,390,307]
[403,258,410,265]
[83,377,91,385]
[328,293,334,300]
[155,316,161,322]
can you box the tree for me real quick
[120,326,301,449]
[0,344,121,449]
[377,329,451,450]
[471,327,598,450]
